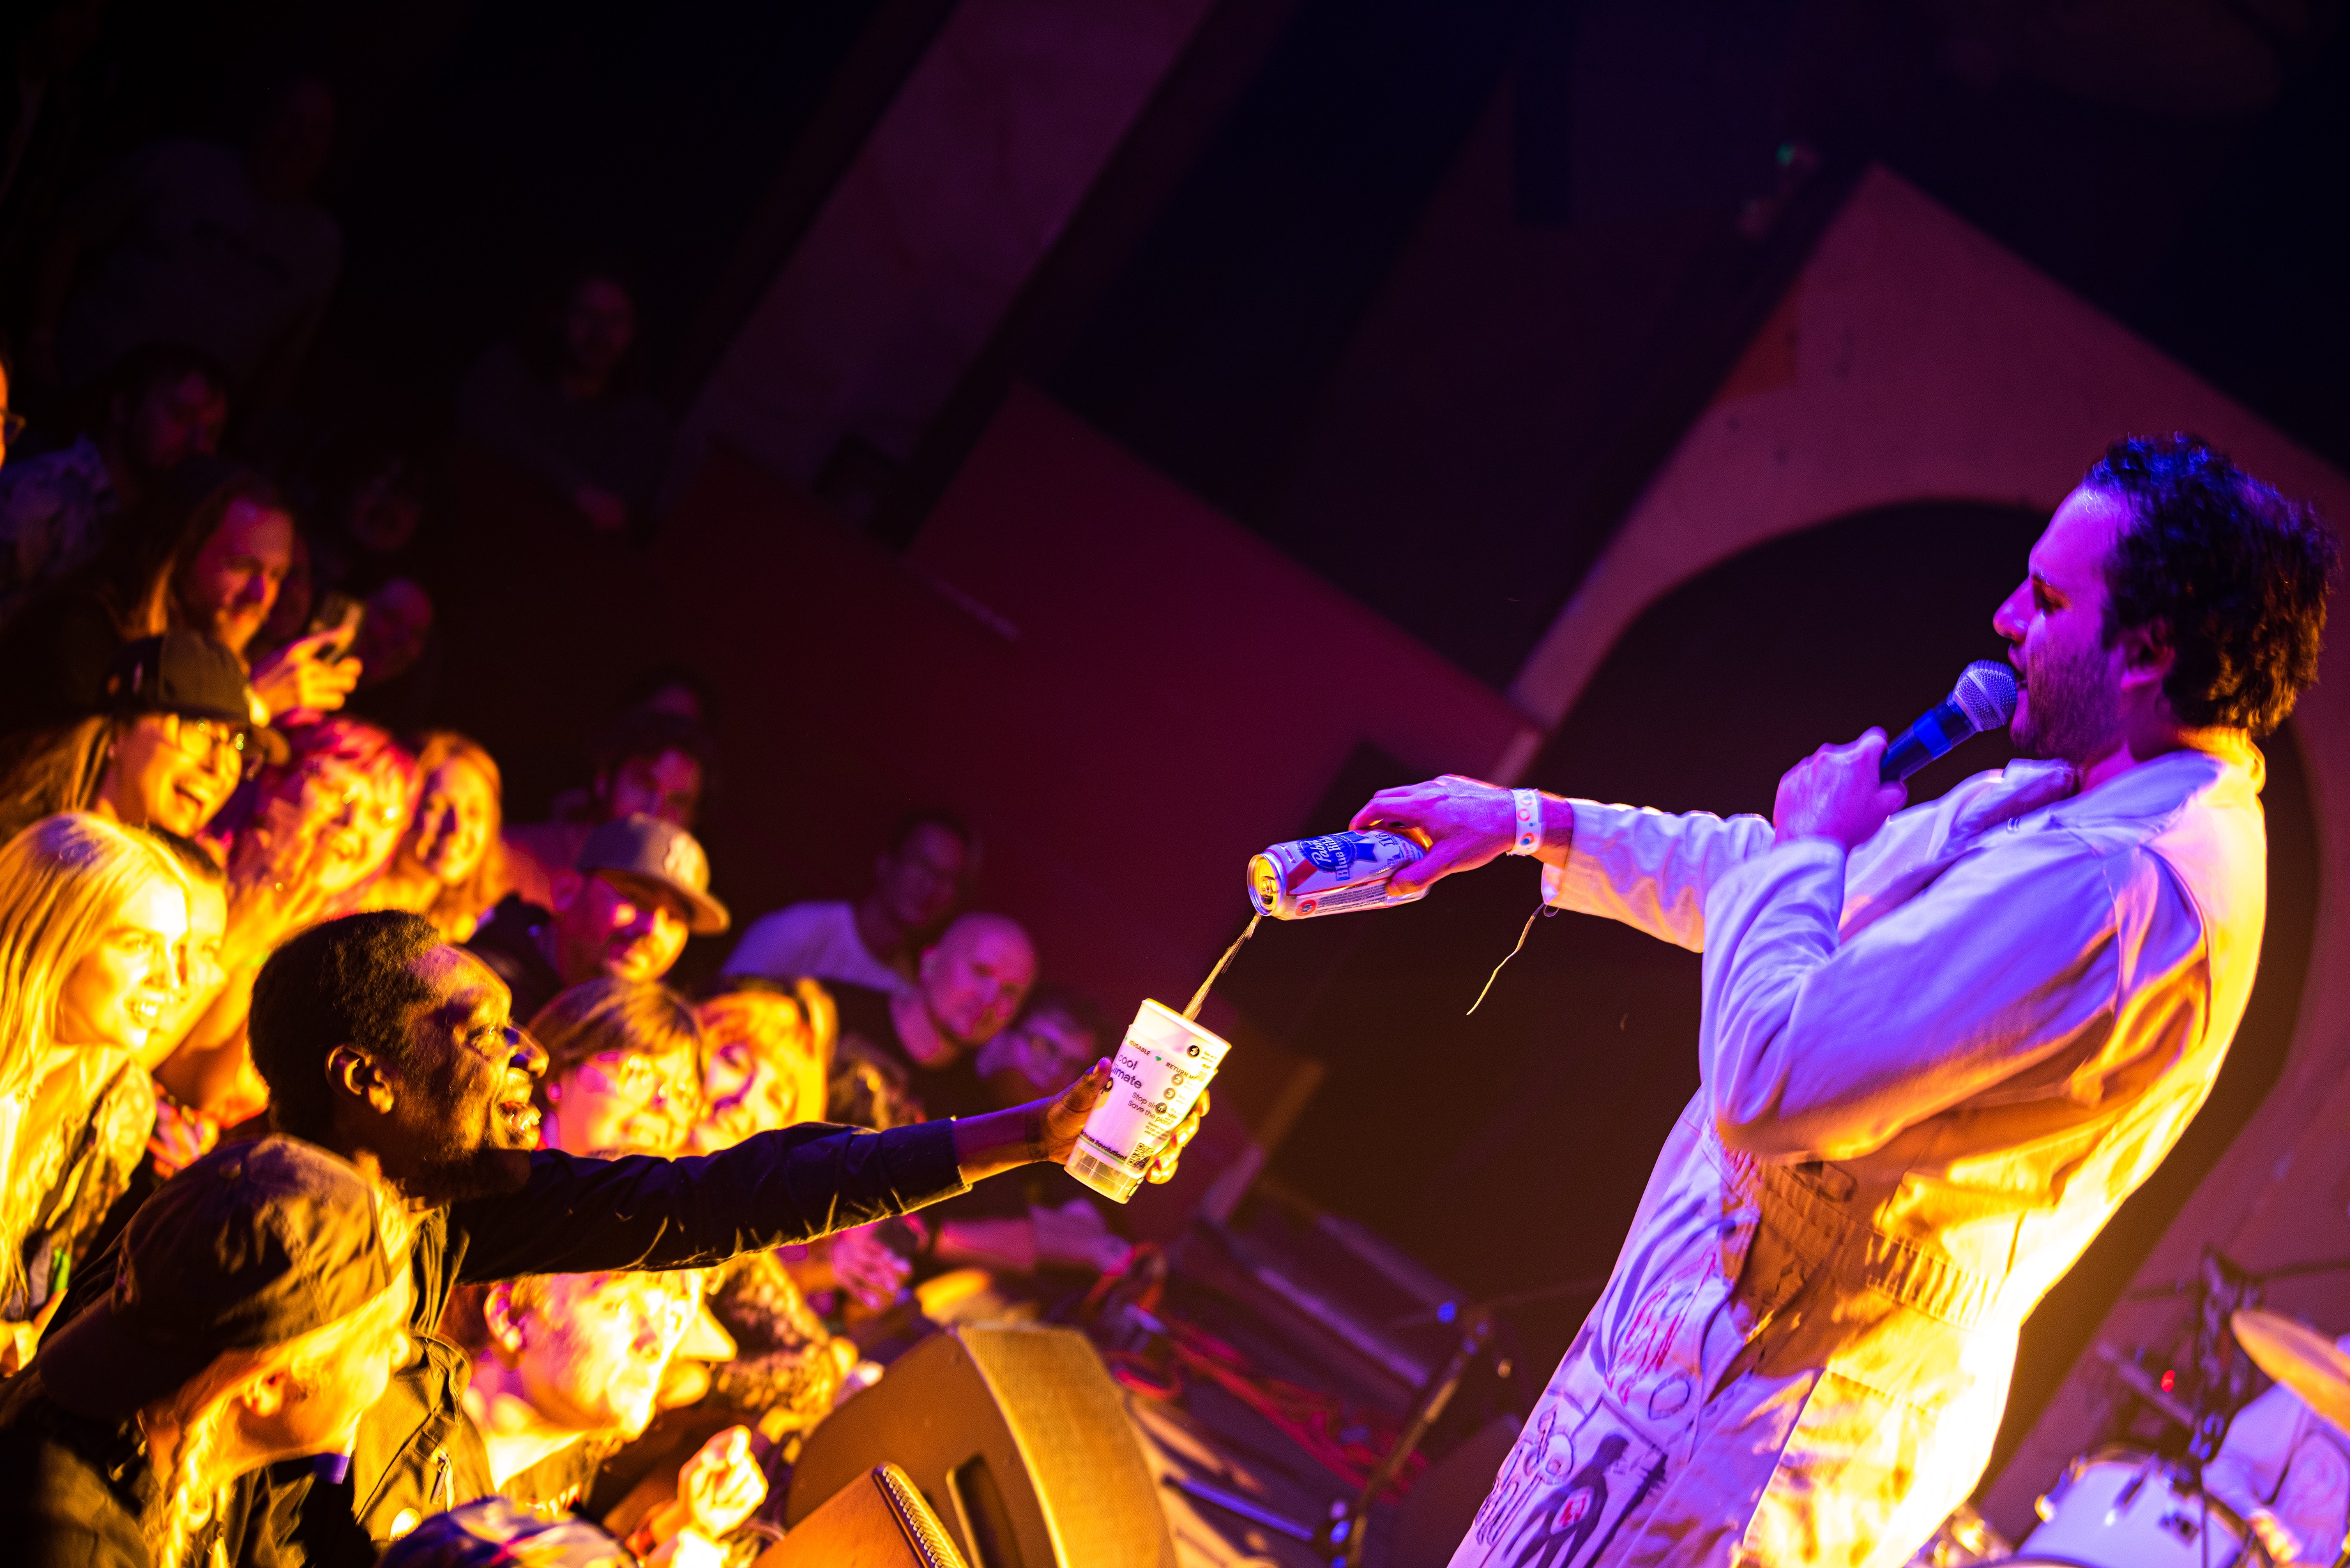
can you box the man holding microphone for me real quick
[1356,437,2335,1567]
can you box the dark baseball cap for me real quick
[576,813,729,935]
[38,1137,400,1421]
[103,631,289,765]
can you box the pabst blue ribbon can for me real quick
[1248,830,1428,919]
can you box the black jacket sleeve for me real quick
[446,1119,967,1283]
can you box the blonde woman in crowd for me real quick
[360,730,506,940]
[0,813,188,1368]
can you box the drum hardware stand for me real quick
[1319,1308,1499,1567]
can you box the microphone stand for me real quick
[1317,1309,1497,1567]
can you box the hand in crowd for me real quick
[249,628,363,721]
[1348,773,1525,894]
[828,1220,916,1309]
[1035,1059,1206,1184]
[639,1424,765,1554]
[1772,728,1907,850]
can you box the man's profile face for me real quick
[556,872,690,986]
[879,824,967,933]
[391,947,545,1202]
[1993,485,2133,765]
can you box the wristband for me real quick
[1508,788,1542,856]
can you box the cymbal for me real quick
[2232,1309,2350,1433]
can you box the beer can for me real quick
[1247,830,1427,919]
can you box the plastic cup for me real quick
[1065,1000,1230,1203]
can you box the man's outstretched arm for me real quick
[451,1061,1205,1280]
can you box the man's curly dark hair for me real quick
[250,910,443,1142]
[2085,435,2340,737]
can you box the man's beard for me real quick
[399,1099,532,1207]
[2013,636,2123,765]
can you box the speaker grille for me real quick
[959,1326,1171,1567]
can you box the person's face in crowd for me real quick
[102,712,245,835]
[291,755,411,898]
[1993,485,2135,765]
[346,464,423,555]
[555,873,692,987]
[404,757,495,887]
[601,748,701,829]
[54,876,187,1053]
[178,875,229,998]
[918,918,1036,1048]
[564,279,637,382]
[118,372,227,474]
[877,823,967,935]
[692,993,814,1152]
[180,497,294,658]
[350,579,433,684]
[372,947,547,1204]
[246,78,335,203]
[494,1272,699,1438]
[545,1043,701,1157]
[229,1276,414,1467]
[982,1006,1098,1107]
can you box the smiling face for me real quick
[1992,485,2134,765]
[55,877,188,1053]
[544,1043,701,1157]
[386,947,547,1203]
[178,497,295,658]
[292,756,412,896]
[917,915,1036,1048]
[690,992,817,1152]
[555,873,690,988]
[100,713,243,835]
[404,757,496,887]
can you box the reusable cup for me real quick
[1065,999,1230,1203]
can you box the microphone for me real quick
[1880,661,2019,782]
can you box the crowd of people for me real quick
[0,32,1184,1566]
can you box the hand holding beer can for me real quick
[1066,1000,1229,1203]
[1248,829,1427,919]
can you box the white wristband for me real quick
[1508,788,1542,856]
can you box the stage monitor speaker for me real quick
[784,1325,1176,1568]
[758,1463,967,1568]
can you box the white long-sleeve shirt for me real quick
[1455,736,2268,1568]
[2207,1346,2350,1566]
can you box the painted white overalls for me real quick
[1452,738,2269,1568]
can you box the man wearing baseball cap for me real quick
[464,812,726,1023]
[0,1137,413,1568]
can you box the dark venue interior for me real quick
[1,2,2348,1567]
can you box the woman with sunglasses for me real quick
[0,631,266,847]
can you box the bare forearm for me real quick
[951,1103,1054,1184]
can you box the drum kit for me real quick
[1906,1251,2350,1568]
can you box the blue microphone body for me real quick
[1879,661,2020,783]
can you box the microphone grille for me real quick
[1951,661,2019,734]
